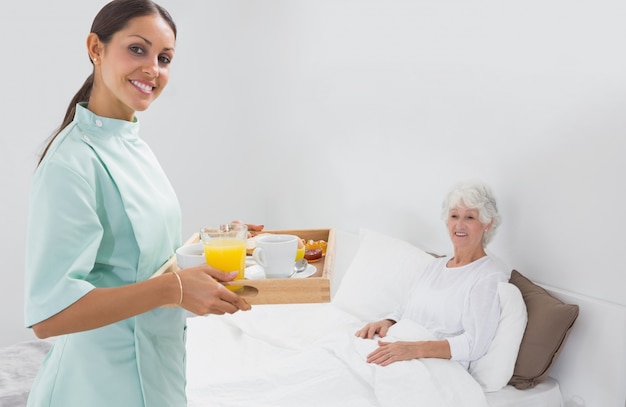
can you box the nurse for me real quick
[24,1,251,406]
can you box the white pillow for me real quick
[469,282,528,392]
[332,228,435,322]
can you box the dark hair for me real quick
[38,0,176,165]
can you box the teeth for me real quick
[131,80,153,92]
[455,232,467,236]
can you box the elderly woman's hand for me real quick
[367,339,452,366]
[355,319,396,339]
[367,340,421,366]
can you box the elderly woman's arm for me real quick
[446,272,503,362]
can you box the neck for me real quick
[87,86,136,122]
[448,247,487,267]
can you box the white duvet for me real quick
[185,303,488,407]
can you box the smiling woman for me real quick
[87,14,176,119]
[38,0,178,164]
[442,181,501,266]
[355,180,508,370]
[24,1,251,407]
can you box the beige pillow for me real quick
[508,270,579,389]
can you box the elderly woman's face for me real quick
[447,205,490,250]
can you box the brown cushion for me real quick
[508,270,579,389]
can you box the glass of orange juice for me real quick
[200,223,248,291]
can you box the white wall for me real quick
[1,0,624,347]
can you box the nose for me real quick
[143,58,159,78]
[449,218,464,230]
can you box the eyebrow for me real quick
[129,34,175,52]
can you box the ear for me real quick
[484,219,493,232]
[86,33,102,64]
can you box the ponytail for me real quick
[38,74,94,166]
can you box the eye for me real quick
[158,54,172,64]
[130,45,145,55]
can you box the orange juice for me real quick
[203,238,246,291]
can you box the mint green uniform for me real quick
[24,103,186,406]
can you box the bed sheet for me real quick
[186,303,489,407]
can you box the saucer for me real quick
[292,264,316,279]
[244,263,316,279]
[244,264,265,280]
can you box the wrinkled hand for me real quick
[355,319,395,339]
[366,340,419,366]
[177,265,251,315]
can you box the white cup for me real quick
[175,243,206,269]
[252,234,298,278]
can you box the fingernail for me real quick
[229,271,239,277]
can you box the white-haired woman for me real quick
[356,181,508,369]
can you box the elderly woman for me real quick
[356,181,508,369]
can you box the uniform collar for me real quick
[75,102,140,141]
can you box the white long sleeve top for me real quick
[386,255,507,368]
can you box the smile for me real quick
[455,232,468,237]
[130,80,154,94]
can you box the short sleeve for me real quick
[24,162,102,327]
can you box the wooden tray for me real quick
[153,228,335,305]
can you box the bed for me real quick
[185,303,561,407]
[3,229,625,407]
[184,228,626,407]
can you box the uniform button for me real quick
[95,119,103,127]
[83,135,91,142]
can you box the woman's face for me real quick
[91,14,175,120]
[447,204,490,251]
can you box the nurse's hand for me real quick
[177,266,251,315]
